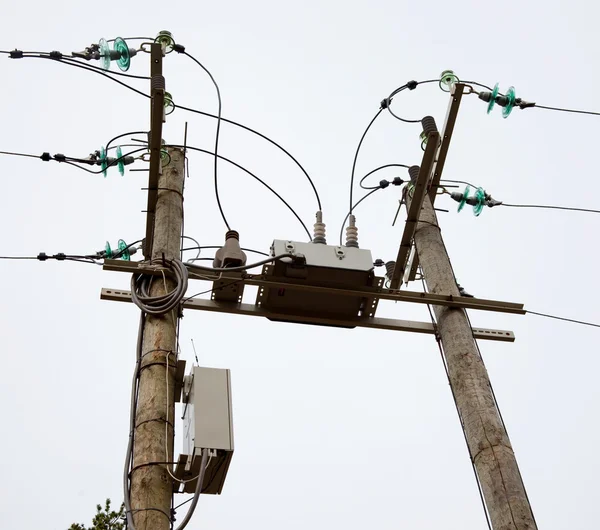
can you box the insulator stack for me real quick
[385,261,396,281]
[313,211,326,244]
[345,214,359,248]
[408,165,420,183]
[421,115,438,135]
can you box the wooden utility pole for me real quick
[408,185,537,529]
[130,147,185,530]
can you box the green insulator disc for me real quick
[164,92,175,115]
[155,30,175,54]
[105,241,113,259]
[502,86,516,119]
[419,130,427,151]
[116,146,125,176]
[100,146,108,177]
[113,37,131,72]
[458,185,470,212]
[118,239,131,261]
[473,187,486,216]
[439,69,459,92]
[160,149,171,167]
[487,83,499,114]
[98,38,111,70]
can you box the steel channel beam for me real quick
[100,288,515,342]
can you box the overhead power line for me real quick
[527,310,600,329]
[533,104,600,117]
[500,203,600,214]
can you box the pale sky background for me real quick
[1,2,599,529]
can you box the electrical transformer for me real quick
[256,239,382,326]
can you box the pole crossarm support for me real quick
[390,131,439,289]
[143,43,166,259]
[401,83,466,284]
[102,260,526,315]
[101,287,515,342]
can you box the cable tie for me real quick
[49,50,63,60]
[9,49,23,59]
[406,80,418,90]
[379,179,390,189]
[40,152,51,162]
[173,43,186,53]
[391,177,404,186]
[380,98,391,109]
[53,153,66,162]
[37,252,48,261]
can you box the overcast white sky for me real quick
[1,1,599,529]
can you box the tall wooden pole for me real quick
[408,185,537,530]
[131,147,185,530]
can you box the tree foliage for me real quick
[69,499,125,530]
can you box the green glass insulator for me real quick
[117,239,131,261]
[164,92,175,115]
[439,69,459,92]
[98,38,111,70]
[473,187,486,216]
[100,146,108,177]
[502,86,516,119]
[160,149,171,167]
[113,37,131,72]
[458,185,470,212]
[487,83,499,114]
[116,146,125,176]
[105,241,113,259]
[155,30,175,54]
[420,130,428,151]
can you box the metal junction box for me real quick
[256,240,382,327]
[174,367,233,495]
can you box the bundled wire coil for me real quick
[130,257,189,315]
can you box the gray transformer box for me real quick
[256,239,381,326]
[174,367,234,495]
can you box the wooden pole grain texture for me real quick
[131,148,185,530]
[408,187,537,530]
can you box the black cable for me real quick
[534,104,600,117]
[359,164,409,190]
[181,246,270,257]
[527,311,600,329]
[183,279,244,303]
[500,203,600,214]
[106,131,148,152]
[6,49,321,211]
[181,51,228,230]
[440,179,478,189]
[0,256,38,259]
[339,187,382,246]
[0,150,43,159]
[384,79,439,124]
[460,80,494,92]
[174,103,321,211]
[64,147,148,175]
[349,109,383,213]
[165,144,312,240]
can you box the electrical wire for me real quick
[440,179,478,189]
[174,103,321,210]
[500,203,600,214]
[182,279,245,304]
[131,258,189,315]
[166,144,312,240]
[186,253,294,274]
[339,187,382,246]
[106,131,148,152]
[181,245,270,257]
[181,51,227,230]
[526,310,600,328]
[384,79,439,124]
[533,104,600,117]
[359,164,409,190]
[349,108,383,213]
[0,150,43,159]
[5,50,321,211]
[181,236,202,261]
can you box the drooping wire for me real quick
[440,179,479,189]
[349,109,383,213]
[500,203,600,214]
[175,103,322,211]
[526,310,600,328]
[339,187,382,246]
[165,144,312,240]
[181,245,269,258]
[180,51,228,230]
[384,79,439,124]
